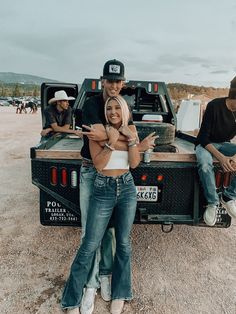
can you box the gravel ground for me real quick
[0,106,236,314]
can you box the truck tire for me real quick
[153,144,177,152]
[134,122,175,145]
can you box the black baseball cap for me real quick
[102,59,125,81]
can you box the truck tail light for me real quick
[215,170,223,189]
[223,172,231,188]
[154,83,158,92]
[157,175,163,182]
[61,168,67,187]
[91,80,96,90]
[71,170,78,188]
[50,167,58,185]
[141,174,148,181]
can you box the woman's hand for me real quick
[138,132,159,151]
[118,126,136,140]
[106,125,120,146]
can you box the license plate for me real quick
[136,186,158,202]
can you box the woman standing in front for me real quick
[61,95,140,314]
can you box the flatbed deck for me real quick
[33,134,198,162]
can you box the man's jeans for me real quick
[61,171,137,309]
[79,165,115,289]
[196,142,236,205]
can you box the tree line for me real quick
[0,82,229,100]
[0,83,40,97]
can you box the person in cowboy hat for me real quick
[41,90,82,138]
[196,76,236,227]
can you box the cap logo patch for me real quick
[109,64,120,74]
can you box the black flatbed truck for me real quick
[30,79,232,231]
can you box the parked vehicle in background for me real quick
[0,100,10,106]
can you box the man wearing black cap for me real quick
[67,59,155,314]
[196,76,236,227]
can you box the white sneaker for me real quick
[221,195,236,219]
[67,308,80,314]
[80,288,96,314]
[110,300,124,314]
[100,275,111,301]
[203,205,217,226]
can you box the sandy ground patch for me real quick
[0,106,236,314]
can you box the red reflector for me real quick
[141,174,148,181]
[215,170,223,189]
[223,172,231,188]
[61,168,67,186]
[92,80,96,90]
[157,175,163,182]
[154,83,158,92]
[50,167,58,185]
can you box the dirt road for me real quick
[0,107,236,314]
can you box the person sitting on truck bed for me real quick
[196,76,236,226]
[40,90,82,138]
[61,95,140,314]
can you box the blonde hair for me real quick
[104,95,130,126]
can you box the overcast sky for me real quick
[1,0,236,87]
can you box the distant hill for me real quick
[0,72,57,85]
[167,82,228,101]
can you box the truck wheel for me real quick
[134,122,175,145]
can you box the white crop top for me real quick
[103,150,129,170]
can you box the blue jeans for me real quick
[196,142,236,205]
[79,165,115,288]
[61,171,137,309]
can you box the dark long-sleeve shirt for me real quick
[44,105,72,129]
[196,97,236,147]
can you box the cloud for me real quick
[210,70,229,74]
[1,0,236,87]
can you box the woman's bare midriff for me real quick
[100,169,129,177]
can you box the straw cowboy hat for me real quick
[48,90,75,104]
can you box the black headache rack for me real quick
[72,79,177,127]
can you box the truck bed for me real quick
[33,134,197,162]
